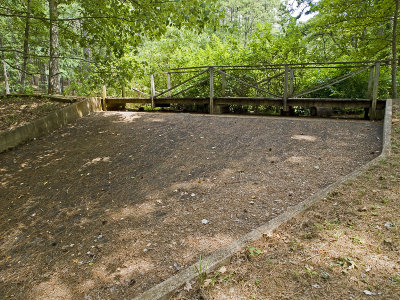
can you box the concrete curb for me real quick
[134,99,393,300]
[0,97,102,153]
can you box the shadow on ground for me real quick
[0,112,382,299]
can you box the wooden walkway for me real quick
[102,60,390,119]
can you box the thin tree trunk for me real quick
[392,0,399,99]
[0,40,10,95]
[21,0,31,91]
[48,0,60,94]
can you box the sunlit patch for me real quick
[30,277,72,300]
[147,117,165,123]
[287,156,306,163]
[185,233,235,253]
[110,112,141,123]
[291,135,317,141]
[86,257,154,289]
[80,157,111,170]
[109,201,155,220]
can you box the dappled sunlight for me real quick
[79,156,111,171]
[109,201,155,220]
[106,111,142,123]
[291,134,317,141]
[287,156,307,163]
[30,277,72,300]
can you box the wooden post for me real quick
[221,70,226,96]
[150,74,155,108]
[102,85,107,111]
[371,62,380,120]
[209,67,214,114]
[367,66,374,99]
[283,65,289,112]
[289,68,294,97]
[122,86,126,98]
[167,73,171,97]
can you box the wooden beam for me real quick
[371,62,381,120]
[122,86,126,98]
[102,85,107,111]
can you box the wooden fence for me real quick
[102,60,391,119]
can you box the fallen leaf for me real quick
[218,266,227,274]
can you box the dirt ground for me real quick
[0,111,382,299]
[0,97,69,132]
[174,102,400,300]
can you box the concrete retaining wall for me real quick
[0,97,102,153]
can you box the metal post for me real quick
[371,62,380,120]
[167,73,171,97]
[209,67,214,114]
[150,74,155,108]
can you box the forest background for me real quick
[0,0,398,99]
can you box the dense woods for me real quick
[0,0,398,98]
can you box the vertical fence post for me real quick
[221,70,226,97]
[367,66,374,99]
[209,67,214,114]
[122,86,126,98]
[102,85,107,111]
[283,65,289,112]
[371,62,380,120]
[167,73,171,97]
[150,74,155,108]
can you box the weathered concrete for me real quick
[134,99,392,300]
[0,97,101,153]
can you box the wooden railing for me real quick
[102,60,391,119]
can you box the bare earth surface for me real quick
[0,97,69,132]
[0,111,382,299]
[175,103,400,300]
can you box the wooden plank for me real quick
[102,85,107,111]
[209,67,214,114]
[371,62,381,120]
[122,86,126,98]
[150,74,155,108]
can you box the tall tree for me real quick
[48,0,60,94]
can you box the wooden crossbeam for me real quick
[293,65,371,98]
[216,69,279,98]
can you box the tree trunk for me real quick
[48,0,60,94]
[392,0,399,99]
[20,0,31,91]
